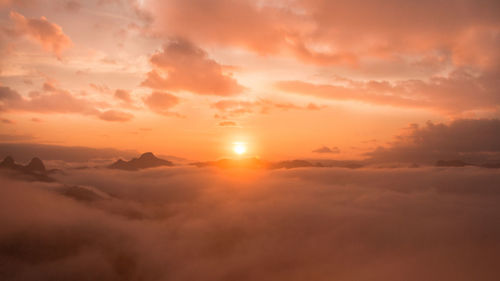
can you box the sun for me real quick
[233,142,247,155]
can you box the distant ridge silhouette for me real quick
[191,157,364,170]
[435,160,472,167]
[0,156,53,182]
[435,159,500,169]
[108,152,174,171]
[192,157,269,169]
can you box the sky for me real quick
[0,0,499,161]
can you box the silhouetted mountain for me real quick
[58,185,108,202]
[0,156,24,171]
[108,159,136,171]
[26,157,46,172]
[192,158,364,170]
[270,159,317,169]
[480,162,500,169]
[0,156,16,168]
[436,160,472,167]
[192,157,270,169]
[0,156,53,182]
[108,152,174,171]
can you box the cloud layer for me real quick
[147,0,500,68]
[1,166,500,280]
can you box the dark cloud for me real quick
[367,118,500,164]
[1,166,500,280]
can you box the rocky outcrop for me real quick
[108,152,174,171]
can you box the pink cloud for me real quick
[212,98,326,118]
[1,118,15,124]
[145,0,500,70]
[276,67,500,113]
[114,89,132,103]
[8,11,72,58]
[142,39,244,96]
[218,121,237,127]
[0,84,133,122]
[142,91,181,117]
[98,110,133,122]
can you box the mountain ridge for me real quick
[108,152,174,171]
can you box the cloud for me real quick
[113,89,139,110]
[367,118,500,164]
[89,83,111,94]
[145,0,500,69]
[142,91,181,117]
[1,166,500,280]
[218,121,237,127]
[1,118,14,124]
[98,110,133,122]
[140,0,500,115]
[63,0,81,12]
[313,146,340,154]
[213,98,326,118]
[0,84,97,115]
[0,85,133,122]
[7,11,72,58]
[147,0,288,54]
[0,0,35,9]
[141,38,244,96]
[273,102,326,111]
[212,99,256,117]
[0,134,35,142]
[276,68,500,113]
[0,143,141,164]
[114,89,132,103]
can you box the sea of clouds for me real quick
[1,166,500,281]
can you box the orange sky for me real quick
[1,0,499,161]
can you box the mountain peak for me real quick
[109,152,173,171]
[26,157,46,172]
[1,156,15,167]
[139,152,156,160]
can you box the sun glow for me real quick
[233,142,247,155]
